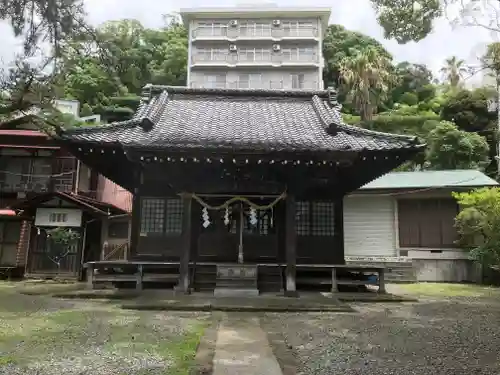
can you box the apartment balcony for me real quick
[191,80,319,90]
[0,157,75,194]
[192,26,319,41]
[191,52,320,67]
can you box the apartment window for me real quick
[238,48,271,62]
[282,21,314,36]
[237,73,262,89]
[140,197,183,235]
[203,74,227,89]
[196,22,226,37]
[398,199,459,248]
[196,48,227,61]
[296,201,335,236]
[49,213,68,223]
[240,21,271,37]
[291,73,305,89]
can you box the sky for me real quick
[0,0,495,86]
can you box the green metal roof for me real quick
[360,170,498,190]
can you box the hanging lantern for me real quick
[202,207,211,228]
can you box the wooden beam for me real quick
[334,197,345,265]
[284,194,298,297]
[176,195,192,294]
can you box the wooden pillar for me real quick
[334,197,345,265]
[129,169,142,260]
[129,194,140,259]
[176,195,192,294]
[285,194,298,297]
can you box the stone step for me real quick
[214,288,259,297]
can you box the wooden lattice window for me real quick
[296,201,335,236]
[140,197,183,235]
[165,198,183,234]
[140,198,165,234]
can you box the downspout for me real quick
[74,159,81,194]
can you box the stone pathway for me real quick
[212,313,283,375]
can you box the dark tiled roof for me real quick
[59,86,423,154]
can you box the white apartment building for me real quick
[180,6,331,90]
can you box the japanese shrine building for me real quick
[56,85,424,293]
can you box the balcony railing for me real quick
[0,157,76,193]
[191,80,319,90]
[191,52,319,65]
[192,26,319,39]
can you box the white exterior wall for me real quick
[343,195,396,257]
[34,208,83,227]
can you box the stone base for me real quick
[283,290,299,298]
[214,288,259,298]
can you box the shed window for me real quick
[398,198,458,248]
[296,201,335,236]
[140,197,183,235]
[108,221,129,239]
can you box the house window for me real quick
[140,197,183,235]
[296,201,335,236]
[49,213,68,223]
[108,221,129,239]
[398,198,458,248]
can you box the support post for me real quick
[378,268,386,294]
[86,265,94,290]
[334,197,345,264]
[331,267,338,293]
[176,195,192,294]
[284,194,298,297]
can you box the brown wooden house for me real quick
[56,86,424,293]
[0,111,130,278]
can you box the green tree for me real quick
[59,17,188,113]
[440,88,495,133]
[425,121,490,170]
[399,92,419,106]
[390,62,434,104]
[339,47,393,121]
[440,56,467,88]
[322,24,392,89]
[369,0,500,43]
[454,187,500,270]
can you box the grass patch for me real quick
[0,285,209,374]
[397,283,500,297]
[161,324,206,375]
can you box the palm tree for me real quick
[440,56,467,88]
[339,47,392,121]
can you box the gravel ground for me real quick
[261,285,500,375]
[0,283,209,375]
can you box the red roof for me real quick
[0,209,17,217]
[0,129,48,137]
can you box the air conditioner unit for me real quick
[272,19,281,27]
[272,43,281,52]
[229,19,238,27]
[229,44,238,52]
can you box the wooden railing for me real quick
[102,242,128,261]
